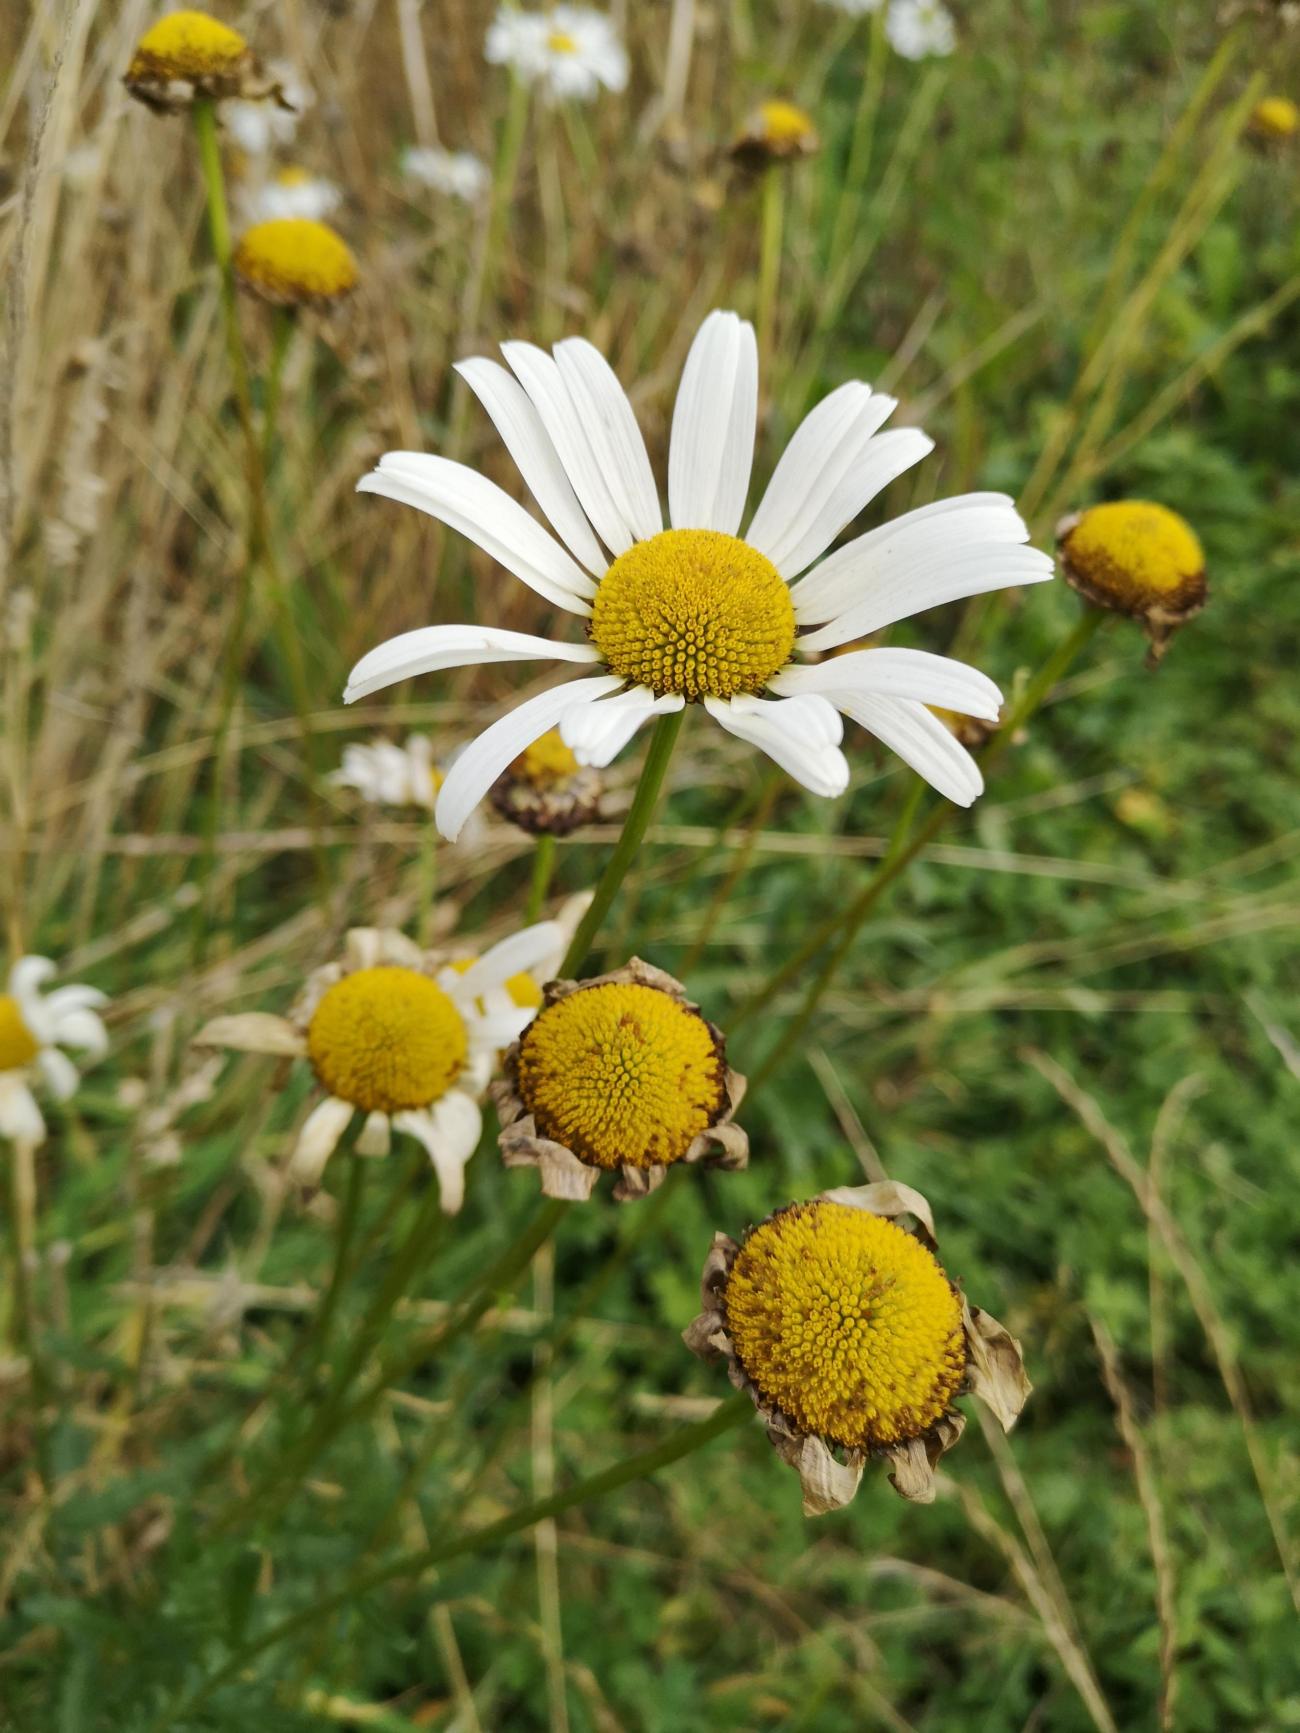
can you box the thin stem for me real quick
[417,819,439,945]
[149,1395,751,1731]
[296,1142,369,1389]
[680,768,780,977]
[560,708,686,977]
[7,1137,49,1486]
[826,7,888,278]
[261,306,294,472]
[527,832,557,924]
[756,163,785,383]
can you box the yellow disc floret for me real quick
[515,981,723,1169]
[756,99,817,148]
[1251,96,1299,141]
[591,529,795,702]
[1059,500,1204,615]
[547,30,579,53]
[513,729,580,789]
[0,996,40,1072]
[128,10,249,81]
[306,966,467,1113]
[724,1202,966,1450]
[234,218,358,306]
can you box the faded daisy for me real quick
[492,959,747,1201]
[733,99,820,165]
[346,309,1052,836]
[885,0,956,59]
[685,1182,1030,1512]
[0,957,108,1145]
[1057,499,1207,665]
[331,734,443,812]
[233,216,357,307]
[194,922,563,1209]
[490,727,603,836]
[401,145,491,202]
[124,9,279,113]
[485,5,628,104]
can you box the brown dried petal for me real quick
[192,1013,306,1057]
[962,1299,1032,1431]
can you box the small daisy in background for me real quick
[401,146,491,203]
[490,728,603,837]
[331,735,443,812]
[195,922,563,1209]
[233,216,357,308]
[1056,499,1207,666]
[1248,95,1299,146]
[239,166,342,224]
[885,0,957,60]
[732,99,820,167]
[485,5,628,104]
[346,308,1052,837]
[124,9,281,114]
[224,65,311,157]
[0,957,108,1145]
[685,1182,1030,1512]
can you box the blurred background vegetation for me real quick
[1,0,1298,1727]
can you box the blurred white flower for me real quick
[224,65,311,155]
[331,735,442,811]
[0,957,108,1145]
[401,146,491,203]
[485,5,628,104]
[240,167,342,223]
[885,0,956,58]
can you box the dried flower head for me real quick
[491,727,603,836]
[233,217,357,307]
[1249,95,1299,142]
[1057,500,1207,665]
[685,1182,1030,1513]
[195,922,563,1208]
[733,99,820,166]
[492,959,747,1201]
[125,10,277,113]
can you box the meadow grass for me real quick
[1,1,1298,1728]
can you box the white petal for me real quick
[560,686,684,769]
[356,1112,392,1157]
[502,342,634,556]
[703,693,849,798]
[0,1075,45,1144]
[798,543,1055,652]
[357,452,597,613]
[435,675,623,842]
[456,356,607,575]
[50,1007,108,1061]
[553,338,662,542]
[741,382,887,564]
[289,1096,354,1186]
[8,956,55,1001]
[772,648,1002,720]
[344,624,598,705]
[668,311,758,535]
[458,921,565,999]
[394,1092,482,1214]
[760,423,933,581]
[37,1047,80,1102]
[43,983,109,1020]
[791,493,1029,622]
[838,694,983,806]
[193,1012,307,1056]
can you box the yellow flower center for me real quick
[128,10,248,79]
[547,30,579,53]
[449,956,542,1011]
[512,729,580,788]
[0,995,40,1072]
[515,981,723,1169]
[275,166,312,187]
[1061,500,1204,612]
[724,1202,966,1450]
[306,966,467,1114]
[590,529,795,702]
[233,218,358,306]
[758,99,816,145]
[1252,96,1299,139]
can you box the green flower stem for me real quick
[756,162,785,382]
[7,1137,50,1487]
[680,767,781,977]
[261,305,294,472]
[417,818,439,945]
[151,1393,751,1732]
[736,607,1107,1082]
[560,707,686,977]
[295,1140,369,1390]
[826,6,889,279]
[527,832,557,924]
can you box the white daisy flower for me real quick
[240,167,342,224]
[0,956,108,1145]
[330,735,442,812]
[194,923,563,1211]
[885,0,956,59]
[401,145,491,203]
[224,63,311,155]
[346,310,1053,839]
[485,5,628,105]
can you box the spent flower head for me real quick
[1057,499,1206,666]
[685,1182,1031,1512]
[195,922,563,1208]
[234,216,357,307]
[490,727,603,836]
[125,10,278,112]
[346,309,1052,837]
[0,957,108,1146]
[485,5,628,104]
[733,99,821,166]
[492,959,748,1201]
[1249,95,1299,142]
